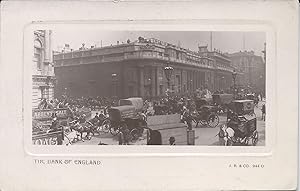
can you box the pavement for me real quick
[70,101,265,146]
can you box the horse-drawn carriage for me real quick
[182,98,220,128]
[219,100,258,146]
[102,97,147,143]
[212,93,234,113]
[194,98,220,128]
[245,93,259,105]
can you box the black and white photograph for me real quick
[1,0,298,190]
[32,30,266,146]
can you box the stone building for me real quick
[198,46,234,92]
[32,30,56,108]
[228,51,265,94]
[53,37,234,99]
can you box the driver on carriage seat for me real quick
[98,111,106,121]
[79,114,86,123]
[94,113,99,120]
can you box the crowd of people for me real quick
[38,96,119,113]
[36,87,265,122]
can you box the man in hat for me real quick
[50,116,60,132]
[169,136,176,145]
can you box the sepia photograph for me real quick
[32,30,266,146]
[1,0,298,190]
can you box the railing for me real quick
[56,50,232,72]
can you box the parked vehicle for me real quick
[212,93,234,113]
[119,97,144,112]
[191,98,220,128]
[219,100,258,146]
[103,97,147,142]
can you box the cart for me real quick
[219,100,258,146]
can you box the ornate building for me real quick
[198,46,233,92]
[53,37,234,99]
[228,51,265,94]
[32,30,56,108]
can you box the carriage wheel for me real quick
[105,120,120,136]
[207,113,219,128]
[130,128,140,142]
[251,130,259,146]
[63,134,72,145]
[110,126,121,136]
[198,118,207,126]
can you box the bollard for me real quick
[118,132,124,145]
[187,130,195,145]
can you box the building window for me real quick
[40,87,49,100]
[34,40,43,70]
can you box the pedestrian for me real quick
[169,136,176,145]
[261,104,266,121]
[50,117,60,132]
[98,110,106,121]
[94,113,99,120]
[181,106,193,130]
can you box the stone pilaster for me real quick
[139,66,144,97]
[151,66,156,97]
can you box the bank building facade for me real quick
[32,30,56,108]
[53,37,236,99]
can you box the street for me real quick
[71,101,265,146]
[194,101,265,146]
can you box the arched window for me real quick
[34,40,43,70]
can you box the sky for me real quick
[52,30,266,56]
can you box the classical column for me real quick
[196,71,198,89]
[138,66,145,97]
[151,66,156,97]
[180,69,183,94]
[193,70,197,91]
[156,67,161,96]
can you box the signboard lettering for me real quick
[33,137,58,145]
[33,109,68,120]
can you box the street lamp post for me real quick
[64,87,68,96]
[232,70,237,99]
[164,56,174,95]
[221,76,225,91]
[111,73,117,97]
[164,65,174,93]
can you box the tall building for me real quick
[198,46,233,91]
[53,37,234,99]
[228,51,265,94]
[32,30,56,108]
